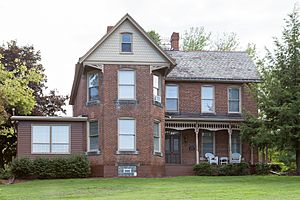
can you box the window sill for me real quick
[153,152,163,157]
[153,101,163,108]
[86,100,100,107]
[116,150,139,155]
[119,52,133,55]
[86,150,101,156]
[115,99,138,105]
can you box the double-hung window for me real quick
[166,85,178,111]
[201,86,214,113]
[202,132,214,156]
[228,87,241,113]
[88,73,99,101]
[118,70,135,100]
[153,121,161,153]
[32,125,69,154]
[121,33,132,52]
[153,75,161,103]
[231,132,241,154]
[118,119,136,151]
[89,121,99,152]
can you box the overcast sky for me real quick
[0,0,298,115]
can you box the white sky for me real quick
[0,0,298,116]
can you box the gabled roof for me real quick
[166,51,260,82]
[70,14,176,105]
[78,13,176,65]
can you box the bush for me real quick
[269,163,282,172]
[193,162,218,176]
[11,154,90,179]
[0,165,12,179]
[255,163,270,175]
[11,157,33,178]
[194,163,250,176]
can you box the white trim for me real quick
[86,71,100,102]
[166,84,179,112]
[120,32,133,53]
[227,86,242,113]
[153,120,161,153]
[118,69,136,100]
[201,85,215,113]
[11,116,87,122]
[118,118,136,151]
[152,74,161,102]
[31,124,71,154]
[87,120,100,152]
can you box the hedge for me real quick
[193,162,270,176]
[11,154,90,179]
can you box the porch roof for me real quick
[165,112,244,122]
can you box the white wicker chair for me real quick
[205,153,219,165]
[231,153,242,163]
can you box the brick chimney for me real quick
[107,26,114,33]
[170,32,179,51]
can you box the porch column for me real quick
[195,128,199,164]
[228,127,232,162]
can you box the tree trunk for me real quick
[296,141,300,175]
[261,148,265,163]
[266,145,269,163]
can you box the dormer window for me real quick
[88,73,99,101]
[121,33,132,52]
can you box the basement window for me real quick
[118,165,137,177]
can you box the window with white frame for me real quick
[153,121,161,153]
[201,86,214,113]
[118,165,137,176]
[121,33,132,52]
[118,70,135,99]
[166,85,178,111]
[89,121,99,152]
[32,125,69,154]
[153,75,161,102]
[202,132,214,156]
[231,132,241,154]
[228,87,241,113]
[118,119,136,151]
[88,73,99,101]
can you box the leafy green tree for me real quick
[0,41,68,116]
[246,43,258,61]
[147,30,161,45]
[183,27,211,51]
[241,8,300,174]
[211,32,240,51]
[0,58,43,168]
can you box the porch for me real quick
[165,120,256,167]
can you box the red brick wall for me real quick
[73,64,166,177]
[165,81,257,116]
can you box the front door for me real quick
[165,133,181,164]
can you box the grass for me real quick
[0,176,300,200]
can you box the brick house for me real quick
[12,14,259,177]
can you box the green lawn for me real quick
[0,176,300,200]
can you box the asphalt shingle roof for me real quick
[166,51,259,82]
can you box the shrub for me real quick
[219,163,250,176]
[255,163,270,175]
[194,163,250,176]
[11,157,33,178]
[269,163,282,172]
[11,154,90,179]
[193,162,218,176]
[0,165,12,179]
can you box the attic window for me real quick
[121,33,132,52]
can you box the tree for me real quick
[246,43,258,61]
[0,58,43,168]
[211,32,240,51]
[0,40,68,116]
[241,8,300,174]
[183,27,211,51]
[147,30,161,45]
